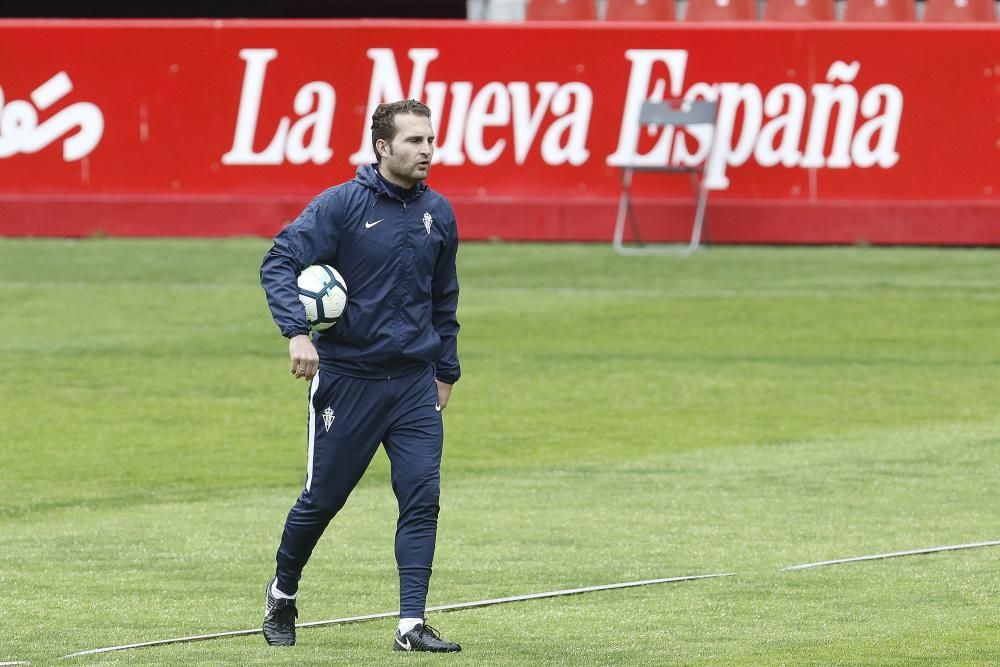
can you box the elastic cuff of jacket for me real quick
[436,374,459,385]
[284,329,311,339]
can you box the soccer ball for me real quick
[297,264,348,331]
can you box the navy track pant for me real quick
[273,364,444,619]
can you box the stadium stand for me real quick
[844,0,914,21]
[923,0,997,21]
[763,0,836,20]
[605,0,676,20]
[525,0,598,19]
[684,0,756,20]
[1,0,467,17]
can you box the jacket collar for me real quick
[356,164,427,202]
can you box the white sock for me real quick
[270,581,296,600]
[397,617,423,635]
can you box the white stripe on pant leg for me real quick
[305,370,321,492]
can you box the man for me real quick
[259,99,461,653]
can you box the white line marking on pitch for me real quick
[59,572,734,659]
[59,539,1000,659]
[0,661,31,666]
[784,540,1000,571]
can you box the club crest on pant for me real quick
[422,211,433,235]
[321,407,335,432]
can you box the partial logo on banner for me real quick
[0,71,105,161]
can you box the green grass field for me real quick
[1,239,998,665]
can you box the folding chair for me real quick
[613,99,719,256]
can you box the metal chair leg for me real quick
[613,168,634,255]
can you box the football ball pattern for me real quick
[297,264,348,331]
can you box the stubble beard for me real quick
[386,158,427,188]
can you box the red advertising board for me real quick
[1,19,999,243]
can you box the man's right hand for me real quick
[289,334,319,380]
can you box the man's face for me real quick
[378,113,434,189]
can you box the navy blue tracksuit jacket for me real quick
[260,163,461,384]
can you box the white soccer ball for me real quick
[297,264,347,331]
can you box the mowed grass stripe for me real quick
[5,281,1000,302]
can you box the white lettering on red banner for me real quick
[0,71,104,161]
[607,50,903,189]
[222,48,336,166]
[219,46,902,191]
[349,48,592,167]
[1,22,997,243]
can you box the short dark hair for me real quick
[371,99,432,162]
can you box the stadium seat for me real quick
[525,0,597,20]
[605,0,676,20]
[613,99,719,256]
[844,0,914,21]
[684,0,755,21]
[762,0,835,20]
[923,0,997,21]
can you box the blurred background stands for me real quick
[469,0,998,21]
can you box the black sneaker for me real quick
[393,623,461,653]
[263,577,297,646]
